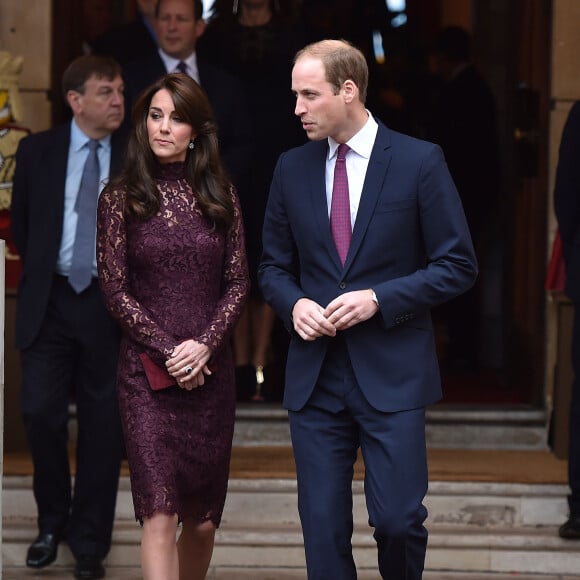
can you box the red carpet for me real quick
[440,368,528,405]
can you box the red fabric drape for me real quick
[545,228,567,292]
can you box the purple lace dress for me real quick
[96,162,249,525]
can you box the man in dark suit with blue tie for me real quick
[259,39,478,579]
[10,55,126,580]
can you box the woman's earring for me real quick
[233,0,239,15]
[188,140,195,150]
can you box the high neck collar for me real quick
[154,161,186,180]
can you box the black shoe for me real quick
[26,532,59,568]
[559,514,580,539]
[74,556,105,579]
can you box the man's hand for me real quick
[324,289,379,331]
[292,297,337,341]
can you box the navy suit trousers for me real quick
[19,274,123,559]
[288,337,429,580]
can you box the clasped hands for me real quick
[292,289,379,342]
[165,339,212,391]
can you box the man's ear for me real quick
[66,90,82,114]
[195,18,206,39]
[342,79,358,103]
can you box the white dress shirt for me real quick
[57,120,112,277]
[158,49,201,84]
[326,112,379,230]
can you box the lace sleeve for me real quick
[97,186,176,361]
[197,186,250,351]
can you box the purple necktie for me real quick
[176,61,188,74]
[330,143,351,265]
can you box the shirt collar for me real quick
[159,49,198,78]
[70,119,111,153]
[327,111,378,160]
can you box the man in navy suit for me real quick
[122,0,253,190]
[554,101,580,539]
[259,39,478,579]
[11,55,125,580]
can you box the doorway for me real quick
[433,0,551,406]
[45,0,552,410]
[267,0,553,407]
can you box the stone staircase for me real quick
[4,405,580,577]
[3,475,580,577]
[233,403,550,449]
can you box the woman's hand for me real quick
[166,339,212,389]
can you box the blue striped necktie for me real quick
[69,139,100,293]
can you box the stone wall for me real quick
[0,0,52,132]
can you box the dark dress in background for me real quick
[423,63,500,371]
[97,162,249,524]
[199,14,305,296]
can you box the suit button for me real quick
[339,282,346,290]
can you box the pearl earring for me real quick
[188,140,195,150]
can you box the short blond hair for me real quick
[294,39,369,103]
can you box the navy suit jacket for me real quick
[122,53,253,188]
[554,101,580,303]
[259,121,478,413]
[10,122,126,349]
[92,16,159,66]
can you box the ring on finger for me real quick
[184,365,193,375]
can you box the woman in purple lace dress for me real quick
[96,73,249,580]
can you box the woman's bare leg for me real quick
[141,513,179,580]
[251,300,276,370]
[177,519,216,580]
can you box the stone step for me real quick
[4,518,580,576]
[233,403,549,449]
[3,478,571,528]
[66,404,551,458]
[4,476,580,576]
[3,567,579,580]
[4,569,579,580]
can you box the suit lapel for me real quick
[38,123,70,246]
[49,124,71,230]
[343,124,392,271]
[307,141,342,268]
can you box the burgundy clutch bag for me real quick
[138,352,176,391]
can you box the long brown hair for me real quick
[113,73,234,232]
